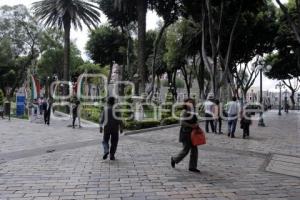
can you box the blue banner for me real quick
[16,95,25,117]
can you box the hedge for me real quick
[124,120,161,130]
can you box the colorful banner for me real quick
[30,75,40,99]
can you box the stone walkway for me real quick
[0,110,299,200]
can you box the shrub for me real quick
[123,120,160,130]
[161,117,179,125]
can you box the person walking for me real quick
[100,96,123,161]
[42,98,48,124]
[171,98,200,173]
[284,102,289,113]
[227,96,239,138]
[214,99,223,134]
[204,94,215,133]
[240,112,252,139]
[43,98,52,125]
[72,100,81,128]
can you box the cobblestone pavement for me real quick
[0,110,299,200]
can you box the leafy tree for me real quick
[275,0,300,44]
[32,0,100,83]
[147,0,182,98]
[37,44,84,83]
[0,5,40,100]
[98,0,137,89]
[86,25,126,83]
[180,0,278,100]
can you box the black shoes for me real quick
[110,156,115,160]
[103,152,109,160]
[189,168,201,173]
[171,157,175,168]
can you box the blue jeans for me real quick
[228,115,237,137]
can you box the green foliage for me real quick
[161,91,174,118]
[265,2,300,80]
[86,25,126,66]
[32,0,100,30]
[98,0,137,28]
[0,5,40,97]
[160,117,178,125]
[124,120,160,130]
[161,78,185,88]
[80,105,104,123]
[75,62,109,75]
[37,43,84,81]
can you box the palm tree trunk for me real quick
[137,0,147,95]
[63,19,71,98]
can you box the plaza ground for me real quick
[0,110,299,200]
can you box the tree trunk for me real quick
[107,62,113,85]
[63,20,71,82]
[63,18,71,97]
[149,22,169,100]
[290,92,296,109]
[137,0,147,95]
[181,66,191,98]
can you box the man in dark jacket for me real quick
[43,98,52,125]
[100,96,123,160]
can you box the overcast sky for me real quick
[0,0,290,92]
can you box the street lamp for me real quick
[275,82,285,115]
[254,59,271,127]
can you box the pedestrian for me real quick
[42,98,48,124]
[204,94,215,133]
[171,98,200,173]
[72,100,81,128]
[214,99,223,134]
[285,102,289,113]
[100,96,123,161]
[240,112,252,139]
[43,98,52,125]
[227,96,240,138]
[38,97,43,115]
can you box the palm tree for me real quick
[32,0,100,83]
[114,0,147,94]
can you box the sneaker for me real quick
[171,157,175,168]
[189,168,201,173]
[103,152,109,160]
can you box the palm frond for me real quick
[32,0,100,30]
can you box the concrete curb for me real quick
[123,124,180,135]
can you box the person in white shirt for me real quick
[204,95,215,133]
[227,96,240,138]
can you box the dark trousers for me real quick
[44,110,50,125]
[102,132,119,157]
[173,139,198,169]
[205,113,215,133]
[214,118,222,133]
[72,115,77,127]
[243,125,250,137]
[44,111,50,124]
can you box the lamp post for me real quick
[275,82,285,116]
[258,66,266,127]
[255,60,271,127]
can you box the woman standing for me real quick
[171,98,200,173]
